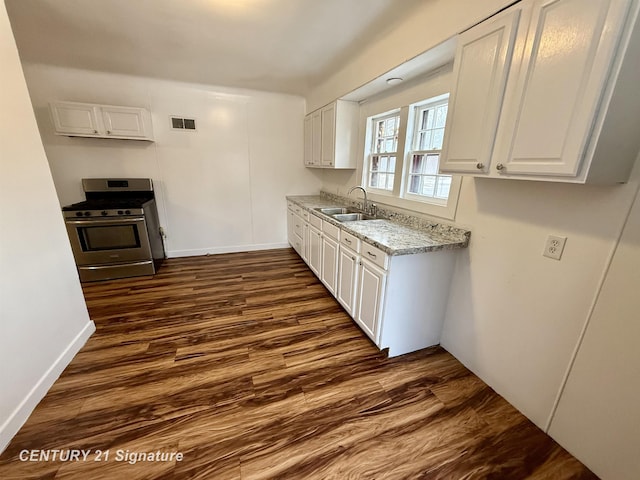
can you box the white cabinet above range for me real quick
[440,0,640,184]
[50,101,154,141]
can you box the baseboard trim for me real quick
[167,242,290,258]
[0,321,96,453]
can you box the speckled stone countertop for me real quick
[287,194,471,256]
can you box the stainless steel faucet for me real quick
[348,185,369,214]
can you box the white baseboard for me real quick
[167,242,290,258]
[0,321,96,454]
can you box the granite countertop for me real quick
[287,195,470,256]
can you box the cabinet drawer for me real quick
[293,217,304,238]
[309,213,322,229]
[287,201,294,211]
[293,205,303,216]
[361,243,388,270]
[340,231,360,253]
[301,209,309,221]
[322,220,340,240]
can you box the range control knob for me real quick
[75,211,83,217]
[125,210,131,215]
[84,211,91,217]
[118,210,124,215]
[101,211,108,216]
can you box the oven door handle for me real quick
[65,217,145,226]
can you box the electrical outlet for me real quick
[543,235,567,260]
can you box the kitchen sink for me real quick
[315,207,357,215]
[332,213,376,222]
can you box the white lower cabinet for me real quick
[337,245,359,317]
[321,235,339,296]
[355,257,387,343]
[289,203,459,357]
[307,225,322,278]
[287,202,307,259]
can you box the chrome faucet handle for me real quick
[369,203,377,217]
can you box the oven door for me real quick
[65,216,152,266]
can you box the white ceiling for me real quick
[5,0,428,96]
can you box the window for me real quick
[361,91,460,220]
[367,112,400,191]
[405,100,452,202]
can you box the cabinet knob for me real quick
[476,163,484,170]
[106,130,111,134]
[93,130,98,134]
[496,163,505,171]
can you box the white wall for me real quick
[22,64,324,257]
[307,0,512,111]
[548,164,640,480]
[0,3,94,452]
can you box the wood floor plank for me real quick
[0,249,596,479]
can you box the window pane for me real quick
[435,105,448,128]
[384,139,394,153]
[371,156,379,172]
[432,128,445,150]
[423,109,434,130]
[369,172,379,188]
[435,175,452,199]
[384,118,395,136]
[422,176,436,197]
[425,154,439,174]
[379,156,388,172]
[410,155,422,174]
[386,173,395,190]
[389,156,396,172]
[420,131,432,150]
[408,174,420,194]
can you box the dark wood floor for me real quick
[0,249,595,479]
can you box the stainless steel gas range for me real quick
[62,178,165,282]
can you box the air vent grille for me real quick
[171,116,196,130]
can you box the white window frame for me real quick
[361,92,462,221]
[403,97,452,205]
[365,110,401,194]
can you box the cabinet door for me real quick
[355,259,387,343]
[311,111,322,166]
[287,209,295,247]
[101,106,152,139]
[321,235,339,296]
[492,0,630,177]
[337,247,359,317]
[307,225,322,277]
[303,115,313,165]
[439,5,523,174]
[320,103,336,166]
[50,102,100,136]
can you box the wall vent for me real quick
[171,117,196,130]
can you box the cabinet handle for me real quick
[367,251,377,259]
[476,163,484,169]
[296,224,300,228]
[496,163,505,171]
[93,130,98,134]
[106,130,111,134]
[351,256,355,261]
[344,238,352,244]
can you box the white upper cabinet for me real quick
[441,0,640,184]
[303,115,314,166]
[50,101,154,141]
[304,100,359,169]
[439,4,523,174]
